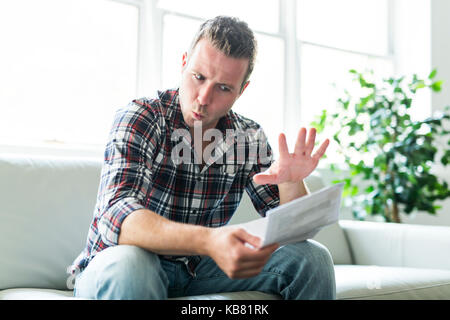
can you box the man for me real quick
[71,16,335,300]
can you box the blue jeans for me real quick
[74,241,336,300]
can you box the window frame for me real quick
[0,0,399,158]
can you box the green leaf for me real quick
[441,150,450,165]
[431,80,443,92]
[325,68,450,222]
[428,69,437,79]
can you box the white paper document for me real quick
[238,183,344,248]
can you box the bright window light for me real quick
[233,33,285,151]
[157,0,279,34]
[0,0,138,147]
[300,44,394,127]
[161,13,284,150]
[161,15,200,89]
[297,0,389,55]
[299,43,394,165]
[1,0,417,159]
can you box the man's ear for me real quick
[181,52,188,72]
[239,81,250,96]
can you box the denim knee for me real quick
[272,240,336,300]
[75,245,169,300]
[293,240,336,299]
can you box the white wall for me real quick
[431,0,450,114]
[413,0,450,226]
[392,0,431,121]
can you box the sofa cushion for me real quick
[0,288,280,300]
[312,222,353,265]
[0,155,101,290]
[0,288,78,300]
[0,154,347,298]
[335,265,450,299]
[7,265,450,300]
[340,220,450,269]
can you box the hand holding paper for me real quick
[237,183,344,248]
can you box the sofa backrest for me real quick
[0,155,352,291]
[0,155,101,290]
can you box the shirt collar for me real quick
[157,88,190,133]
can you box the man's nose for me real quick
[197,84,213,107]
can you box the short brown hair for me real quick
[189,16,257,92]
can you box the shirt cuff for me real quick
[98,197,146,247]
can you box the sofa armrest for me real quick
[340,220,450,270]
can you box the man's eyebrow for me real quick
[191,69,204,77]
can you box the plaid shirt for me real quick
[71,88,280,275]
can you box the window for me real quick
[299,44,394,127]
[297,0,389,56]
[157,0,284,151]
[297,0,393,127]
[1,0,428,160]
[0,0,138,152]
[157,0,279,34]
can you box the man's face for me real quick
[179,39,249,133]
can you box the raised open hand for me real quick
[253,128,329,185]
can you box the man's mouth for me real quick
[192,111,205,120]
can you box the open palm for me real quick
[253,128,329,185]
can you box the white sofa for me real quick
[1,154,450,300]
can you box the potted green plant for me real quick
[312,69,450,223]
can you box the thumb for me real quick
[253,171,277,185]
[234,228,262,249]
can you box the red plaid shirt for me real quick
[71,88,279,274]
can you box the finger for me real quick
[305,128,317,155]
[239,242,279,263]
[294,127,307,155]
[264,242,280,252]
[253,170,277,185]
[230,267,265,279]
[243,242,279,260]
[312,138,330,161]
[233,261,267,277]
[278,133,290,158]
[259,242,280,255]
[237,252,270,265]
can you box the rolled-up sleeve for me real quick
[245,130,280,217]
[96,101,161,246]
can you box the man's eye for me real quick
[219,85,231,92]
[193,73,204,81]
